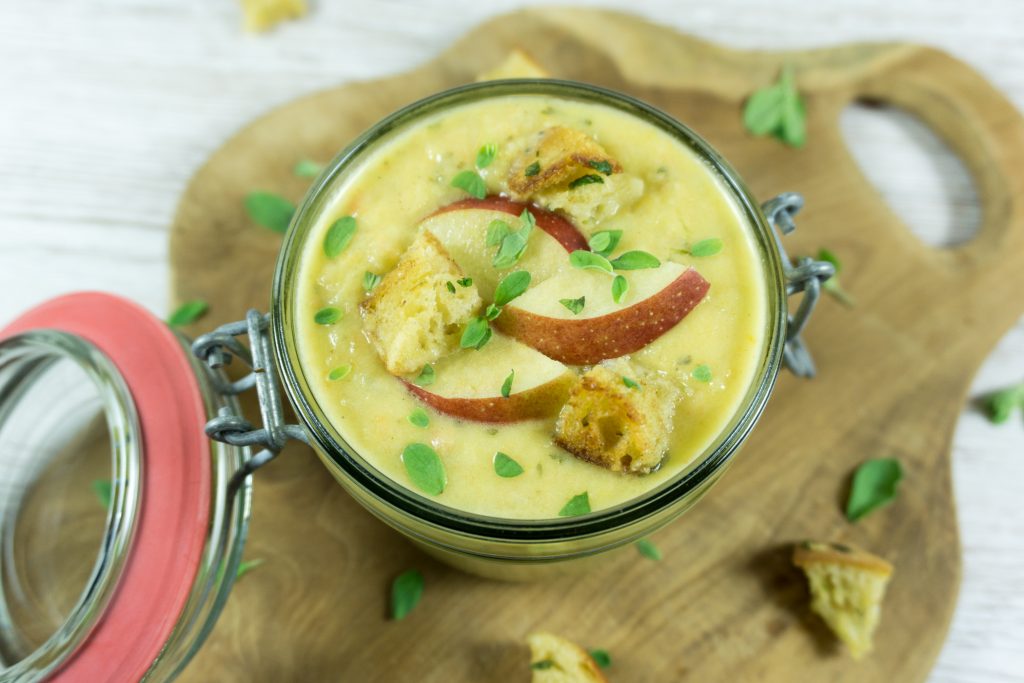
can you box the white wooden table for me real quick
[1,2,1021,681]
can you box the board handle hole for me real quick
[840,99,981,248]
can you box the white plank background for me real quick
[1,1,1022,681]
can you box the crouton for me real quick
[792,541,894,659]
[527,632,608,683]
[360,231,482,375]
[476,48,551,81]
[238,0,307,32]
[507,127,622,199]
[535,172,644,232]
[553,359,678,474]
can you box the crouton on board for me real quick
[792,541,894,659]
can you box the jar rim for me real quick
[272,79,788,542]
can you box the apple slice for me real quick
[494,262,710,365]
[421,197,587,300]
[403,334,575,423]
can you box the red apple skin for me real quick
[430,196,588,253]
[495,269,711,365]
[402,373,575,423]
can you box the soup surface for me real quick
[295,94,767,519]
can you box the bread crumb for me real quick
[793,541,894,659]
[527,632,608,683]
[477,49,551,81]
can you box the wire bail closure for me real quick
[192,310,308,489]
[761,192,834,378]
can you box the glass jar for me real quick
[245,80,829,579]
[0,80,831,680]
[0,295,251,681]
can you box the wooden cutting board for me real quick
[168,8,1024,682]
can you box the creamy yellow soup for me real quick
[295,94,767,519]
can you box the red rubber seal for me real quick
[1,292,211,682]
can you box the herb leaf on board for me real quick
[390,569,424,620]
[636,538,662,560]
[742,65,807,148]
[401,443,447,496]
[167,300,209,327]
[293,159,323,178]
[845,458,903,521]
[985,383,1024,424]
[244,191,295,233]
[816,248,856,307]
[589,650,612,669]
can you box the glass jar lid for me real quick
[0,293,243,682]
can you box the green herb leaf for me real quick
[817,248,856,307]
[328,364,352,381]
[293,159,323,178]
[612,274,629,303]
[493,271,532,306]
[689,238,723,258]
[559,296,586,315]
[92,479,112,508]
[588,160,614,175]
[493,452,524,478]
[323,215,357,258]
[985,384,1024,424]
[531,660,555,671]
[244,191,295,234]
[314,307,342,325]
[457,277,473,288]
[484,303,502,321]
[408,408,430,428]
[610,250,660,270]
[691,364,713,383]
[446,281,456,294]
[622,376,639,390]
[846,458,903,521]
[636,538,662,561]
[363,271,382,292]
[569,250,614,274]
[492,229,531,269]
[390,569,424,620]
[519,208,536,231]
[587,229,623,257]
[401,443,447,496]
[589,649,612,669]
[460,317,492,350]
[501,370,514,398]
[524,161,541,177]
[569,174,604,189]
[413,365,435,386]
[743,65,807,148]
[167,299,209,327]
[476,143,497,169]
[559,492,591,517]
[236,558,264,580]
[451,169,487,199]
[486,220,512,247]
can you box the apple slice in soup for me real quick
[494,262,710,365]
[420,197,587,299]
[403,334,575,423]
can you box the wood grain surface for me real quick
[164,8,1024,682]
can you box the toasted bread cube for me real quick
[792,541,894,659]
[508,127,622,199]
[553,359,678,474]
[536,172,644,232]
[476,48,551,81]
[360,231,482,375]
[238,0,307,32]
[527,632,608,683]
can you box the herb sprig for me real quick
[846,458,902,521]
[743,65,807,148]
